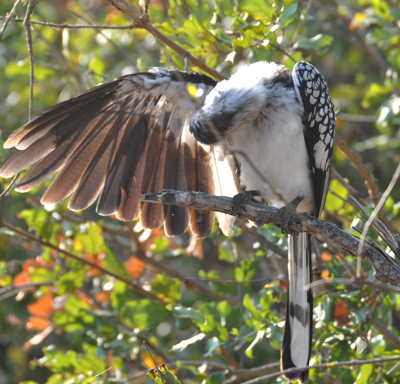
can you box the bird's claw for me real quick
[232,190,261,218]
[271,196,304,236]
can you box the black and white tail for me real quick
[281,232,313,383]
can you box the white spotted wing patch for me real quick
[293,61,335,217]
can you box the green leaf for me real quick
[294,34,333,53]
[245,330,265,358]
[219,241,234,262]
[19,382,40,384]
[18,208,51,237]
[75,222,104,255]
[280,3,298,26]
[235,259,258,282]
[151,274,181,303]
[56,268,87,295]
[204,337,220,357]
[209,371,227,384]
[103,246,130,278]
[354,363,374,384]
[172,305,205,324]
[111,281,129,311]
[120,299,168,331]
[29,267,57,283]
[146,364,182,384]
[238,0,274,20]
[243,294,262,322]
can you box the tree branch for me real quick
[141,190,400,286]
[106,0,225,80]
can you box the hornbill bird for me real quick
[0,61,335,382]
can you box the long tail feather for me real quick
[281,232,312,383]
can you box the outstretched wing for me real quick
[0,69,235,238]
[292,61,335,218]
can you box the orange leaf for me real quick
[334,300,350,326]
[95,291,109,303]
[26,316,52,332]
[321,270,330,280]
[27,291,54,317]
[125,256,146,279]
[86,253,104,275]
[140,351,163,369]
[321,251,331,262]
[13,266,31,285]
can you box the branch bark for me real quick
[141,190,400,287]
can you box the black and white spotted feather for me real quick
[279,62,335,383]
[0,61,335,382]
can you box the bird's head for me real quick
[189,61,299,145]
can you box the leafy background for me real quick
[0,0,400,383]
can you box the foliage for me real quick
[0,0,400,383]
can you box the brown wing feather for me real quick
[164,118,193,236]
[190,142,216,239]
[0,70,233,238]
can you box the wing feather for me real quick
[292,61,335,217]
[0,69,232,238]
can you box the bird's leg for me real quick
[271,196,304,235]
[232,190,261,218]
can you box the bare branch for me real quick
[371,319,400,350]
[236,355,400,384]
[0,16,137,29]
[23,0,35,120]
[331,167,367,204]
[235,219,287,259]
[339,113,400,125]
[0,173,20,200]
[141,189,400,286]
[0,0,22,39]
[357,162,400,276]
[307,277,400,295]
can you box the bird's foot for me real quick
[232,190,261,218]
[271,196,303,235]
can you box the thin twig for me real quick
[0,173,20,199]
[339,113,400,125]
[335,134,399,234]
[235,219,287,259]
[23,0,35,120]
[0,16,137,29]
[357,162,400,277]
[143,341,165,383]
[0,0,23,39]
[331,167,367,204]
[236,355,400,384]
[371,319,400,351]
[62,3,135,67]
[306,277,400,295]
